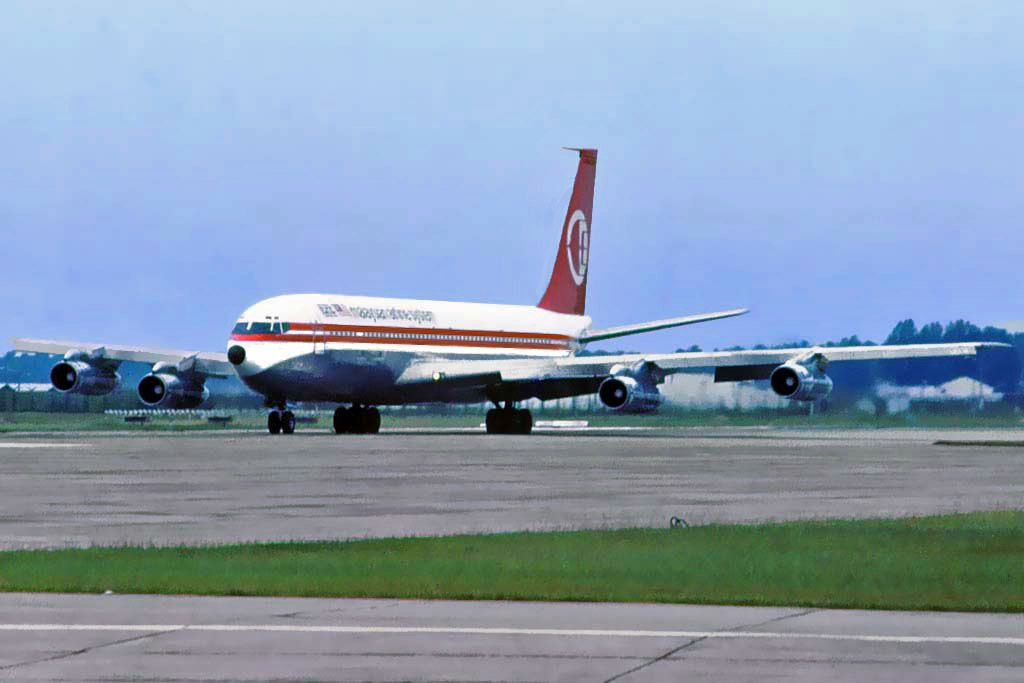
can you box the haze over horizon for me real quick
[3,2,1021,354]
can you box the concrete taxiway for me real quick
[0,593,1021,681]
[0,427,1022,548]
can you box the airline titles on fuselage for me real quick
[316,303,436,324]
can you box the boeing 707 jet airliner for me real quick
[14,148,1006,434]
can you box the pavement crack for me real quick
[600,608,819,681]
[270,610,307,619]
[728,607,820,633]
[602,635,709,683]
[0,627,181,672]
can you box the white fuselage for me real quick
[227,294,591,404]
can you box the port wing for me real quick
[11,338,233,377]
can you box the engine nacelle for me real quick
[598,376,662,413]
[137,373,210,409]
[49,361,120,396]
[769,362,833,402]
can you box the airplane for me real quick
[12,148,1008,435]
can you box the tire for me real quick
[486,408,532,435]
[517,409,533,435]
[268,410,282,435]
[365,407,381,434]
[281,410,296,435]
[499,409,517,434]
[350,409,366,434]
[333,407,350,435]
[485,409,500,434]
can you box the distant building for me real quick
[663,374,1004,414]
[874,377,1002,414]
[661,373,788,410]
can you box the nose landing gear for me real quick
[333,405,381,434]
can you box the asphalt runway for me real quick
[0,593,1022,682]
[1,428,1022,681]
[1,428,1023,549]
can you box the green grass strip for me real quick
[1,511,1022,612]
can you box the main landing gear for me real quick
[267,408,296,435]
[333,405,381,434]
[485,405,533,435]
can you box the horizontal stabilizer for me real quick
[578,308,748,344]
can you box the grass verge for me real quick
[1,511,1021,611]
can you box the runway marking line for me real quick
[381,427,653,433]
[0,624,1021,646]
[0,443,88,449]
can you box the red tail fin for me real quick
[538,147,597,316]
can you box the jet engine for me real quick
[49,358,120,395]
[769,362,833,402]
[597,376,662,413]
[137,363,210,409]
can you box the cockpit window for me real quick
[232,322,290,334]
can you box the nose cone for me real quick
[225,338,261,379]
[227,345,246,365]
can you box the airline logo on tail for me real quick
[566,209,589,286]
[538,147,598,316]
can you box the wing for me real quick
[556,342,1004,378]
[394,342,1010,402]
[11,338,233,377]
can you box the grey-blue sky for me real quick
[2,1,1021,353]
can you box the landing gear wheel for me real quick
[364,407,381,434]
[485,409,501,434]
[281,410,296,435]
[268,410,282,435]
[333,406,382,434]
[333,406,351,434]
[351,409,366,434]
[516,409,533,435]
[485,407,533,435]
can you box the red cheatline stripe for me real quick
[229,333,571,351]
[230,322,576,350]
[286,322,573,341]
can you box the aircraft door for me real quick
[311,315,327,355]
